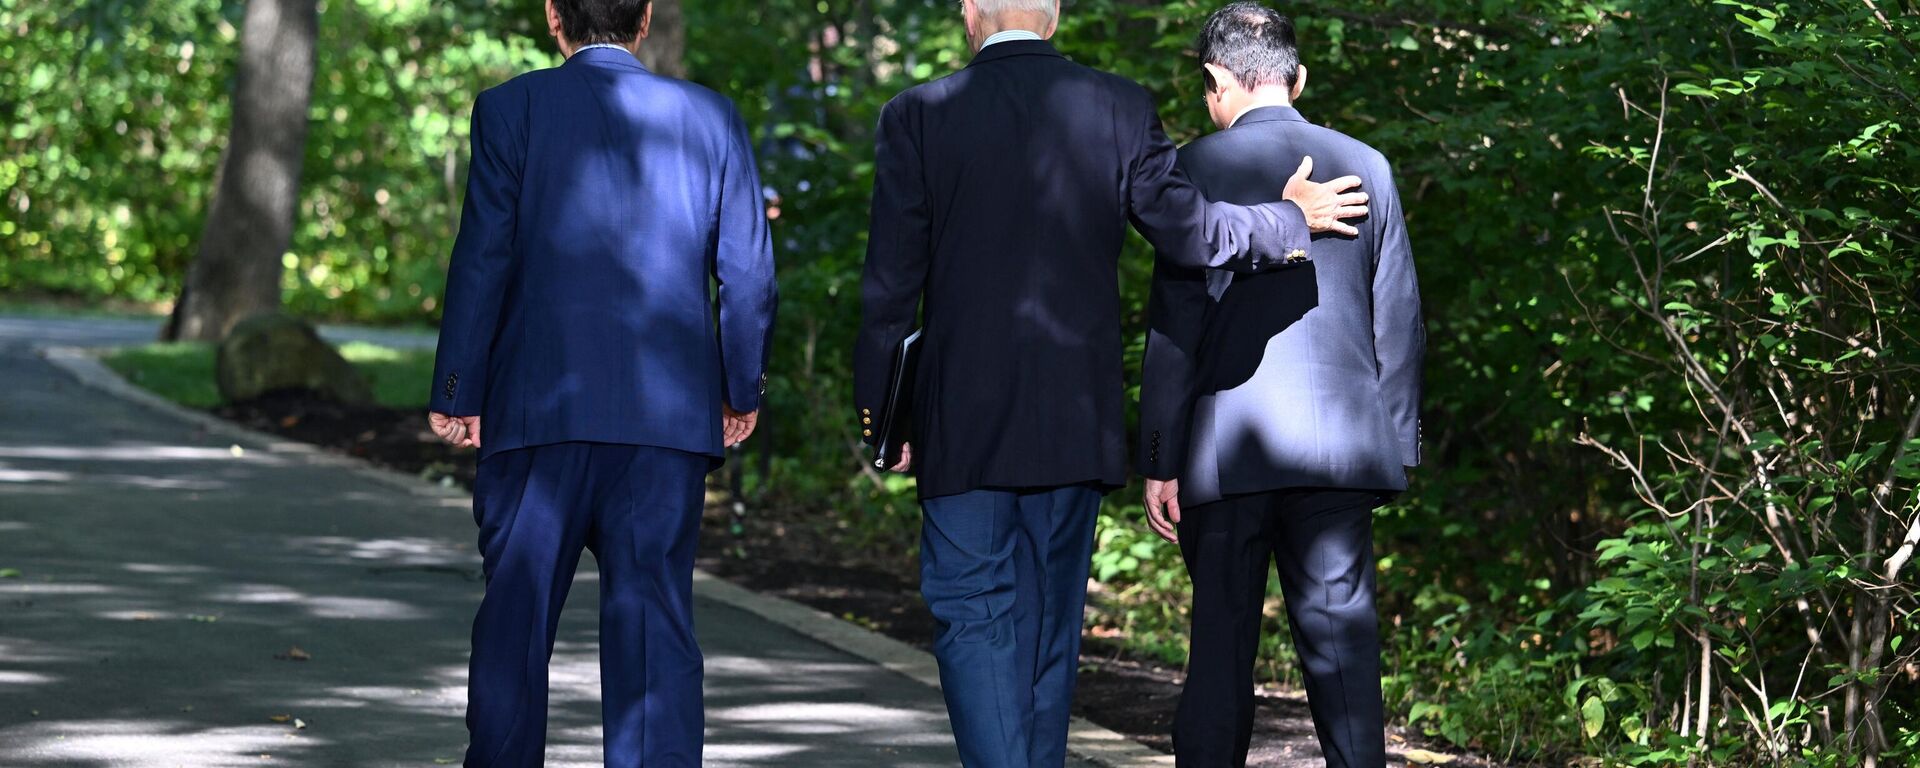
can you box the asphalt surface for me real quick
[0,315,1012,767]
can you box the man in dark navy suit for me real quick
[852,1,1372,765]
[1137,5,1424,767]
[426,0,776,764]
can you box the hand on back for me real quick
[1283,156,1369,237]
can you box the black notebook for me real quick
[872,329,921,470]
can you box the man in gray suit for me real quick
[1135,4,1424,766]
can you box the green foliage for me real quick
[1087,499,1194,666]
[1,0,551,319]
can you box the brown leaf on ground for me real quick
[1404,749,1458,765]
[267,714,291,723]
[273,646,311,661]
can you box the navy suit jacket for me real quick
[1139,107,1424,506]
[429,48,777,462]
[854,41,1315,499]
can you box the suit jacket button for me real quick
[862,429,873,437]
[862,417,872,425]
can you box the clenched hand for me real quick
[429,412,481,449]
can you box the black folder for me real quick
[872,329,921,470]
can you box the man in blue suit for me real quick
[1137,5,1424,766]
[426,0,776,764]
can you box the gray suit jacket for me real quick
[1137,106,1424,506]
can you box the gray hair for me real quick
[973,0,1058,22]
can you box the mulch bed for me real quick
[212,391,1499,767]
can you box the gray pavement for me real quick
[0,316,1080,767]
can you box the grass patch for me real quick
[103,341,436,410]
[337,341,434,409]
[103,343,221,408]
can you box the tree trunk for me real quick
[639,0,685,78]
[164,0,318,342]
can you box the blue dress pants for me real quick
[919,485,1104,768]
[464,442,709,768]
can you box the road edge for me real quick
[39,345,1176,768]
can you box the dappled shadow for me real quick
[0,329,970,767]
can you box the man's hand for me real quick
[429,412,481,449]
[888,442,912,473]
[1283,156,1368,237]
[1143,478,1182,544]
[722,405,759,448]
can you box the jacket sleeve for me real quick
[1137,255,1211,480]
[713,106,779,413]
[1370,162,1424,466]
[1123,90,1312,274]
[856,97,929,443]
[852,98,931,444]
[429,89,522,416]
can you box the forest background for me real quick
[4,0,1917,764]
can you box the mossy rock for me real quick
[215,313,374,405]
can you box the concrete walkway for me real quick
[0,316,1113,767]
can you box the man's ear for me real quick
[1044,0,1061,37]
[962,0,979,49]
[638,1,653,40]
[546,0,564,42]
[1202,63,1237,98]
[1292,65,1308,102]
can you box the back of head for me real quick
[552,0,651,46]
[973,0,1058,24]
[1197,2,1299,91]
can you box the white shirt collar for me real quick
[980,29,1044,50]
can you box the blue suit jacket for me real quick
[1139,107,1424,505]
[429,48,777,463]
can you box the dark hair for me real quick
[1196,2,1300,93]
[552,0,651,46]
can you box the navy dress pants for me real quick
[919,485,1103,768]
[464,442,709,768]
[1173,489,1386,768]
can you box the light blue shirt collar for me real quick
[979,30,1044,50]
[573,43,633,57]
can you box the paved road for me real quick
[0,316,1027,767]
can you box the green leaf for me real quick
[1581,695,1606,739]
